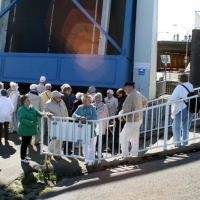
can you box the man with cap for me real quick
[104,89,118,117]
[119,82,147,157]
[37,76,46,93]
[0,90,14,143]
[87,86,96,97]
[44,90,68,159]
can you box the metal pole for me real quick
[0,0,19,19]
[185,34,189,69]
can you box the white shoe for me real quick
[25,156,31,160]
[21,159,29,164]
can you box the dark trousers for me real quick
[110,121,125,150]
[0,122,9,141]
[21,136,32,159]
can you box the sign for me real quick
[138,68,145,75]
[161,55,171,64]
[134,62,150,69]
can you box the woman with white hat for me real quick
[27,84,44,145]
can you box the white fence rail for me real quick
[40,93,200,166]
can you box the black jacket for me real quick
[72,99,82,114]
[117,95,127,114]
[61,92,72,117]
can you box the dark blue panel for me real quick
[59,55,116,85]
[2,54,58,82]
[0,53,130,88]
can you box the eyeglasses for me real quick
[107,93,110,94]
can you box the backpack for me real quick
[182,85,200,113]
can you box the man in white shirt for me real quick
[37,76,46,93]
[168,74,194,147]
[104,89,118,117]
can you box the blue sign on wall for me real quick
[138,68,145,75]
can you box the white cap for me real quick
[107,89,114,95]
[30,84,37,90]
[51,90,64,98]
[40,76,46,82]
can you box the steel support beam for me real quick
[72,0,122,53]
[0,0,19,19]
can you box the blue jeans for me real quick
[172,107,194,146]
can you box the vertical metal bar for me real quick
[91,0,98,54]
[40,117,44,155]
[72,0,122,53]
[164,104,169,150]
[98,121,102,164]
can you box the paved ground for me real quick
[40,151,200,200]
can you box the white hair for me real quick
[75,92,84,100]
[81,94,93,103]
[93,92,102,101]
[0,82,4,89]
[10,82,19,90]
[89,86,96,92]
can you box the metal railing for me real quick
[40,93,200,166]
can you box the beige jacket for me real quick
[44,98,68,117]
[41,90,52,104]
[119,89,147,122]
[27,93,44,112]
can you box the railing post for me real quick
[40,116,44,155]
[163,104,169,150]
[97,121,102,167]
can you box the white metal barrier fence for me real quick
[40,93,200,165]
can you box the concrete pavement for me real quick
[40,151,200,200]
[1,131,200,188]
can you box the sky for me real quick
[158,0,200,41]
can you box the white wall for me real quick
[133,0,158,100]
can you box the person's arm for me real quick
[33,106,43,118]
[114,98,118,114]
[72,107,81,120]
[39,96,44,112]
[120,95,132,114]
[168,85,181,102]
[10,99,14,114]
[17,108,34,126]
[86,106,98,120]
[43,103,51,113]
[142,95,148,108]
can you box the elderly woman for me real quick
[72,94,98,166]
[27,84,44,145]
[72,92,84,114]
[17,95,52,164]
[93,93,109,154]
[8,82,20,133]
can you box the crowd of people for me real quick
[0,73,194,166]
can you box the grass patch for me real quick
[37,186,53,196]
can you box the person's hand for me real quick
[79,116,86,122]
[47,113,54,118]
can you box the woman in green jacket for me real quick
[17,95,52,164]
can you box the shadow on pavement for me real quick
[40,150,200,199]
